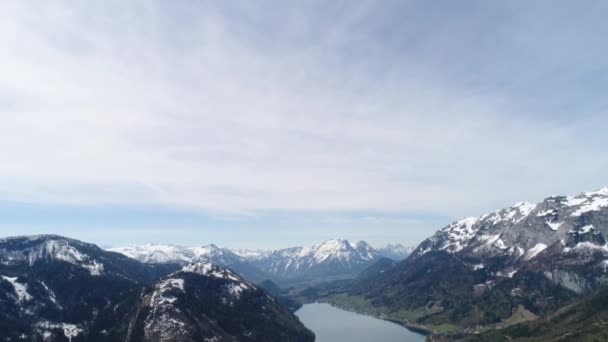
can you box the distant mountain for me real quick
[376,243,414,260]
[0,235,313,341]
[245,239,382,284]
[111,239,410,285]
[109,243,270,283]
[350,187,608,334]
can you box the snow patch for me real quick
[546,221,563,231]
[149,278,185,309]
[182,262,240,281]
[568,190,608,217]
[513,202,537,221]
[36,321,82,341]
[1,276,32,302]
[225,283,249,299]
[84,260,104,276]
[537,209,555,217]
[40,282,60,308]
[438,217,479,253]
[563,242,608,253]
[523,243,548,260]
[0,238,104,276]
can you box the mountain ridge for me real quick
[110,239,414,284]
[341,186,608,337]
[0,235,314,341]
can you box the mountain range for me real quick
[4,186,608,340]
[110,239,413,284]
[340,186,608,338]
[0,235,313,341]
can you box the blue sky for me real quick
[0,1,607,249]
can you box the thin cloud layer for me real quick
[0,0,607,232]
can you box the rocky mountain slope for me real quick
[0,235,313,341]
[349,187,608,333]
[127,263,314,342]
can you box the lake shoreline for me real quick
[297,302,427,342]
[320,300,435,336]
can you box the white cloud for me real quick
[0,1,606,219]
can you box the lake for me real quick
[296,303,426,342]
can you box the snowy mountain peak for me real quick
[566,186,608,217]
[583,186,608,197]
[0,235,104,276]
[108,243,191,264]
[406,186,608,294]
[413,186,608,278]
[108,238,415,283]
[181,262,242,282]
[232,248,270,260]
[109,243,245,266]
[314,238,352,249]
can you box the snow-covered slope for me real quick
[110,243,270,282]
[0,235,106,275]
[110,243,243,265]
[411,186,608,293]
[245,239,382,282]
[108,243,193,264]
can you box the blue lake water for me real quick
[296,303,426,342]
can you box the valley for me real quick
[2,186,608,341]
[2,3,604,341]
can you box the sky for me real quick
[1,1,607,249]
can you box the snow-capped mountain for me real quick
[109,243,269,282]
[410,186,608,292]
[414,187,608,259]
[377,243,414,260]
[111,239,407,284]
[0,235,178,340]
[107,243,193,264]
[0,235,175,282]
[245,239,382,283]
[0,235,313,341]
[351,186,608,330]
[0,235,106,275]
[110,243,247,266]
